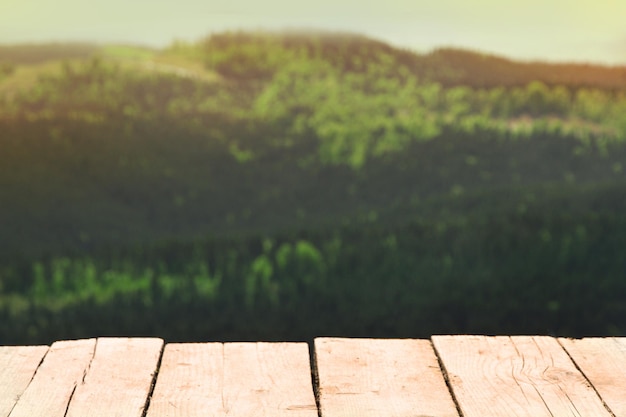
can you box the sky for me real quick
[1,0,626,65]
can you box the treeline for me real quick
[3,35,626,89]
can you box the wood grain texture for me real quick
[223,342,318,417]
[64,337,163,417]
[8,339,96,417]
[0,345,48,417]
[315,338,459,417]
[432,335,611,417]
[146,342,317,417]
[145,343,224,417]
[560,337,626,417]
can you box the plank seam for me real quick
[81,339,97,385]
[430,338,465,417]
[557,338,617,417]
[62,384,77,417]
[6,347,50,417]
[221,343,226,413]
[60,339,97,417]
[140,341,166,417]
[308,341,322,417]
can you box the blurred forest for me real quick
[1,32,625,344]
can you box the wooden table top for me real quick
[1,336,625,416]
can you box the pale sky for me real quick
[1,0,626,64]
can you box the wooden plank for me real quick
[145,343,224,417]
[0,345,48,417]
[64,337,163,417]
[315,337,459,417]
[146,342,317,417]
[560,337,626,416]
[223,342,317,416]
[432,335,612,417]
[8,339,96,417]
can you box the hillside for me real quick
[1,32,626,343]
[3,34,626,89]
[417,47,626,89]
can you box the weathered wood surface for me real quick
[64,338,163,417]
[145,343,224,417]
[0,345,48,417]
[559,337,626,417]
[8,339,96,417]
[315,338,458,417]
[2,336,626,417]
[147,342,317,417]
[432,335,612,417]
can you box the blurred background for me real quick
[1,0,625,344]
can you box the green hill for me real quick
[1,32,626,343]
